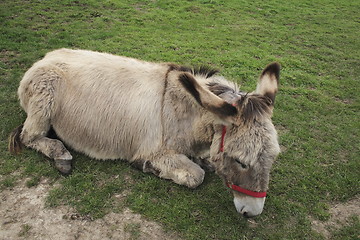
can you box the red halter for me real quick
[219,125,267,198]
[226,182,267,198]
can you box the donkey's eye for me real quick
[235,159,248,169]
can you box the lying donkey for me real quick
[9,49,281,217]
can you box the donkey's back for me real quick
[14,49,169,171]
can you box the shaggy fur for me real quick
[9,49,281,216]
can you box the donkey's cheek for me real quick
[233,196,266,217]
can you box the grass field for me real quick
[1,0,359,239]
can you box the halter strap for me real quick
[226,182,267,198]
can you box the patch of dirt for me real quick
[334,97,353,105]
[0,49,19,66]
[311,196,360,239]
[0,178,180,240]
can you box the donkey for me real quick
[9,48,281,217]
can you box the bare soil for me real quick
[311,196,360,239]
[0,178,180,240]
[2,177,358,240]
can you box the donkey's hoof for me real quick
[54,159,72,175]
[172,167,205,189]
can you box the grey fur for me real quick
[10,49,281,216]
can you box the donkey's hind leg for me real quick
[21,105,73,174]
[19,67,73,174]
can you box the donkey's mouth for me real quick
[233,196,266,217]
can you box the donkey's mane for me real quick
[168,64,219,79]
[238,95,272,123]
[207,82,236,96]
[207,82,272,123]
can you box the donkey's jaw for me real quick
[233,196,266,217]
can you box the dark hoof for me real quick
[55,159,72,176]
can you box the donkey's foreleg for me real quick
[134,154,205,188]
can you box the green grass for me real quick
[331,215,360,240]
[1,0,359,239]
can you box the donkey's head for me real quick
[179,63,281,217]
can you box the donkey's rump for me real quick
[19,49,167,160]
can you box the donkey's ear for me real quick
[178,73,238,121]
[255,62,280,105]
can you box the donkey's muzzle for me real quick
[234,196,266,217]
